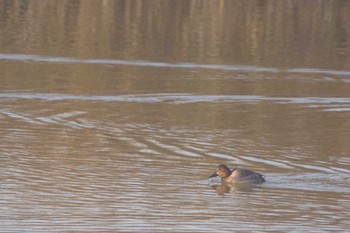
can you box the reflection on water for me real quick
[0,1,349,70]
[209,178,265,195]
[1,0,350,232]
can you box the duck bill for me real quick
[208,171,218,178]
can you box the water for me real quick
[1,1,350,232]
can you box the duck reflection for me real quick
[210,182,263,195]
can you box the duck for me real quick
[209,164,265,184]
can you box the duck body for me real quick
[209,164,265,184]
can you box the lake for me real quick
[0,1,350,232]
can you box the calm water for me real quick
[1,1,350,232]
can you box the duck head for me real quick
[209,164,232,178]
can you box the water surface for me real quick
[1,1,350,232]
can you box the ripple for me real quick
[267,172,350,193]
[1,53,350,76]
[323,107,350,112]
[1,92,350,232]
[1,92,350,107]
[0,108,93,129]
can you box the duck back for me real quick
[223,168,265,184]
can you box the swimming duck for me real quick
[209,164,265,184]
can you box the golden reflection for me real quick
[0,0,349,69]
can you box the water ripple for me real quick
[1,92,350,107]
[1,53,350,76]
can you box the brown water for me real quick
[1,1,350,232]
